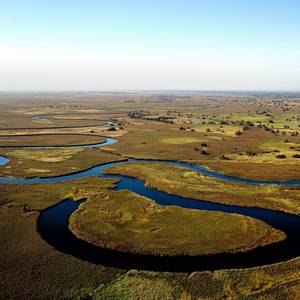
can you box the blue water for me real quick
[31,115,115,129]
[1,117,116,131]
[0,156,9,166]
[29,136,117,149]
[0,119,118,150]
[2,128,300,271]
[1,157,300,186]
[37,164,300,272]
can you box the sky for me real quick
[0,0,300,91]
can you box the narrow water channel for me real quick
[1,132,300,271]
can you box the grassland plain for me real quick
[2,93,300,299]
[0,148,123,177]
[105,162,300,215]
[0,124,128,137]
[0,133,105,147]
[0,109,115,129]
[69,189,285,256]
[0,177,124,299]
[0,176,298,299]
[3,93,300,181]
[112,119,300,181]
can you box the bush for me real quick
[201,150,210,155]
[246,151,257,156]
[276,154,287,159]
[219,154,230,160]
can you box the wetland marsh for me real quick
[2,92,300,299]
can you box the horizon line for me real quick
[1,89,300,94]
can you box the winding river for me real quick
[2,115,117,130]
[1,123,300,271]
[0,119,117,149]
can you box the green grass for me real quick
[105,162,300,215]
[0,133,105,146]
[7,148,84,162]
[192,123,242,136]
[0,176,117,209]
[69,189,285,256]
[160,136,205,144]
[0,176,123,299]
[113,120,300,180]
[2,94,300,299]
[93,261,300,299]
[0,148,124,178]
[219,113,270,123]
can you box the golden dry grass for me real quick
[106,162,300,215]
[70,189,285,256]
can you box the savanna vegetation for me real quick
[70,189,285,256]
[105,162,300,215]
[0,148,124,177]
[0,133,106,147]
[2,92,300,299]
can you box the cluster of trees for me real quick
[194,142,210,155]
[128,110,175,124]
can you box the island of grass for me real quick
[0,148,124,178]
[0,133,105,147]
[69,190,285,256]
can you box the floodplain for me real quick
[1,92,300,299]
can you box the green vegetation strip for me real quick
[0,148,123,178]
[105,162,300,215]
[0,134,105,147]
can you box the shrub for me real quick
[246,151,257,156]
[219,154,230,160]
[201,150,210,155]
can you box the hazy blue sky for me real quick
[1,0,300,91]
